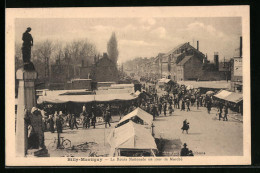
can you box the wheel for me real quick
[62,139,71,149]
[48,142,56,150]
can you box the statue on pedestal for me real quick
[22,27,35,71]
[16,28,48,157]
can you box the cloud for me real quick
[122,24,138,32]
[139,18,156,25]
[186,22,225,38]
[90,25,114,33]
[119,39,156,47]
[150,27,167,38]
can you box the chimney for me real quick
[240,36,242,57]
[197,41,199,51]
[214,52,219,71]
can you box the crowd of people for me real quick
[35,79,232,136]
[37,99,145,133]
[26,76,236,158]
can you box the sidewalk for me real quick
[229,112,243,122]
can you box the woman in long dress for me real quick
[181,119,189,134]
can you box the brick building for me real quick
[80,53,119,83]
[230,57,242,92]
[176,55,204,81]
[159,41,205,81]
[152,41,231,82]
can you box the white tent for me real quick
[108,121,157,157]
[116,107,153,127]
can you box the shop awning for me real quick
[213,90,243,103]
[177,81,230,89]
[37,93,138,104]
[224,92,243,103]
[214,90,232,98]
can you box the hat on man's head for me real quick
[183,143,187,147]
[31,107,38,114]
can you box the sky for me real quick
[15,17,242,64]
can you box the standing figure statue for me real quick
[22,27,33,64]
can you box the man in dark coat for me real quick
[22,27,33,63]
[174,96,178,109]
[199,96,203,107]
[196,98,200,110]
[177,96,180,109]
[168,97,173,106]
[86,111,91,128]
[151,104,158,120]
[104,106,111,128]
[180,143,194,156]
[180,143,189,156]
[207,101,212,114]
[223,105,228,121]
[91,105,97,128]
[181,99,185,111]
[67,113,72,129]
[163,102,167,116]
[218,103,223,121]
[186,99,190,112]
[146,104,151,114]
[70,114,78,130]
[56,114,63,133]
[47,115,55,133]
[82,111,87,128]
[158,102,162,115]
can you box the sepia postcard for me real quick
[5,6,250,166]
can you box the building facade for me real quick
[176,55,204,81]
[230,57,242,92]
[80,53,119,83]
[159,42,205,81]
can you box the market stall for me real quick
[37,93,138,104]
[213,90,243,114]
[116,107,153,128]
[108,121,157,157]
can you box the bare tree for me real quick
[32,40,53,81]
[64,39,98,66]
[52,41,64,64]
[15,43,23,71]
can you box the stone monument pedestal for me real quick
[15,67,39,156]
